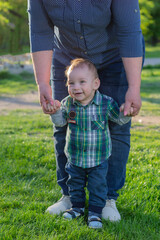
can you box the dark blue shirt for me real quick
[28,0,143,68]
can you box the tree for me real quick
[0,1,11,24]
[148,1,160,45]
[139,0,154,39]
[0,0,29,53]
[139,0,160,44]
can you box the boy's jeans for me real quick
[65,161,108,214]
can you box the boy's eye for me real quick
[68,82,74,85]
[80,80,85,84]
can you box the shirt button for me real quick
[77,20,81,24]
[84,51,87,55]
[80,36,83,39]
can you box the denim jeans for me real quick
[65,161,108,214]
[51,43,145,199]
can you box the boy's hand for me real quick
[120,103,133,116]
[46,100,61,113]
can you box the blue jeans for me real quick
[66,161,108,214]
[51,43,145,199]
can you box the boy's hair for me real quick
[65,58,98,81]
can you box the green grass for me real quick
[0,71,37,96]
[140,66,160,116]
[0,69,159,239]
[0,46,30,56]
[145,44,160,58]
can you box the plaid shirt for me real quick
[51,91,130,168]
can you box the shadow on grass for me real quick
[141,97,160,105]
[0,71,35,88]
[141,79,160,90]
[0,96,40,106]
[140,78,160,104]
[143,64,160,70]
[0,70,34,80]
[0,70,37,95]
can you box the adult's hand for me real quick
[38,83,61,114]
[123,87,142,116]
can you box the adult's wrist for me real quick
[128,84,141,92]
[37,82,49,88]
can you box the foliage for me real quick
[0,0,160,54]
[139,0,154,37]
[139,0,160,44]
[0,0,29,53]
[148,1,160,45]
[0,1,11,25]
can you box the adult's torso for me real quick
[43,0,120,68]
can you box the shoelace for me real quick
[106,200,116,208]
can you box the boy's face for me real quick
[67,65,100,105]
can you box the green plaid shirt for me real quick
[51,91,130,168]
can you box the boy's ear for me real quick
[94,78,100,90]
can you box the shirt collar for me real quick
[73,90,102,106]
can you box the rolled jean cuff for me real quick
[89,205,103,214]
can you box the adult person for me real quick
[27,0,145,222]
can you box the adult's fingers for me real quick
[42,100,61,114]
[123,101,132,116]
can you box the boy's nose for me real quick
[74,83,80,90]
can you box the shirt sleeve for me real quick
[27,0,54,52]
[50,109,67,127]
[111,0,143,57]
[108,99,131,125]
[50,99,68,127]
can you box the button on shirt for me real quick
[50,91,131,168]
[28,0,143,69]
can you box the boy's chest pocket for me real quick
[91,115,106,130]
[91,120,105,130]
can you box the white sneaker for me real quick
[46,195,72,215]
[102,199,121,222]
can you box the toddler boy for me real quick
[49,58,132,228]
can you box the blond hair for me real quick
[65,58,98,82]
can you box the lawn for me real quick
[0,71,37,96]
[145,44,160,58]
[0,68,159,240]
